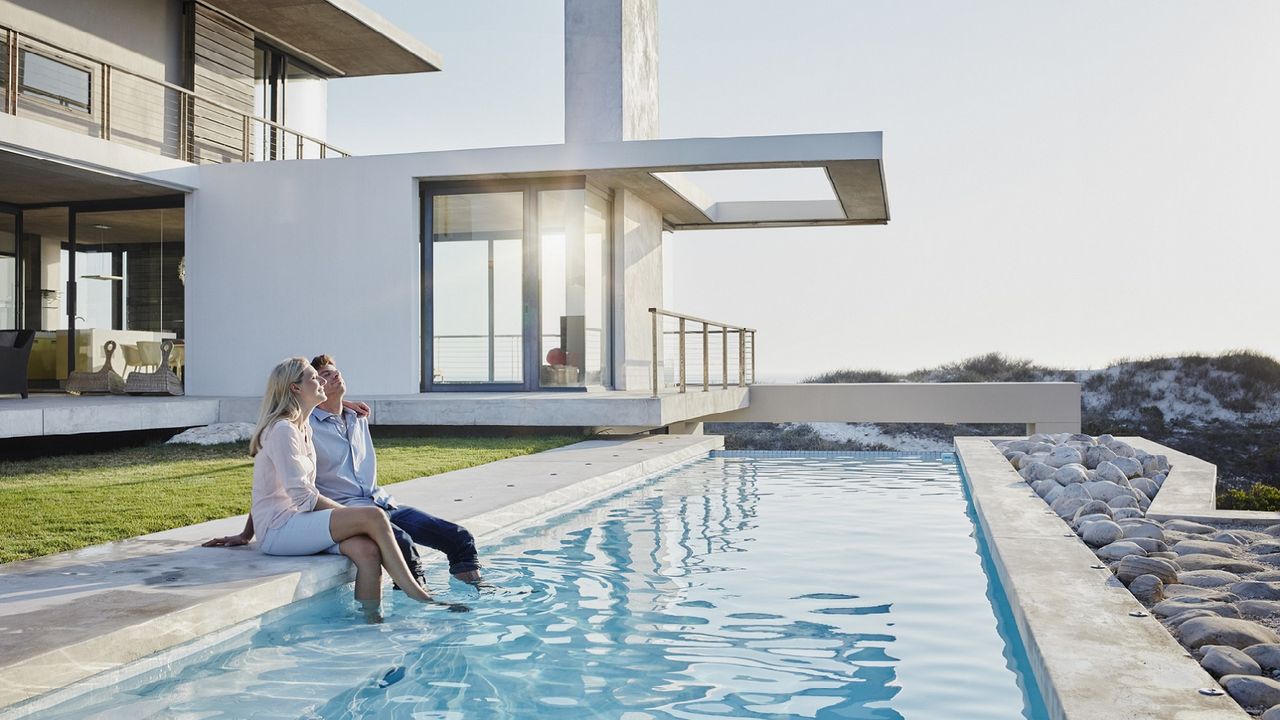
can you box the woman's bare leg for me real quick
[339,536,383,602]
[330,507,432,602]
[339,536,384,622]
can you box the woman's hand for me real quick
[202,534,250,548]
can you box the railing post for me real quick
[750,330,756,385]
[721,326,728,389]
[650,308,658,397]
[100,63,110,140]
[678,317,687,393]
[242,115,251,162]
[738,328,746,387]
[701,322,709,392]
[296,133,303,159]
[7,31,19,115]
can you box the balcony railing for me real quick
[0,26,348,164]
[650,308,755,397]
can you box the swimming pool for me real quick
[33,452,1048,719]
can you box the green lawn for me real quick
[0,434,580,564]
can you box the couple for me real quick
[204,354,479,612]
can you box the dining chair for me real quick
[137,341,162,373]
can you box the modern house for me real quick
[0,0,1081,436]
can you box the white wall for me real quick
[183,157,421,396]
[0,0,184,84]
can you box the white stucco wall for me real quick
[1,0,184,84]
[182,157,421,396]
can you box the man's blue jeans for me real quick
[385,505,479,576]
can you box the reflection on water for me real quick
[38,453,1046,720]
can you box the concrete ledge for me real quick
[1134,436,1280,526]
[955,437,1247,720]
[700,382,1081,432]
[0,434,722,712]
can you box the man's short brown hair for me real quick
[310,354,335,371]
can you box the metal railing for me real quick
[650,307,755,397]
[1,26,348,164]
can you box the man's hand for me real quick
[202,534,250,548]
[343,400,371,418]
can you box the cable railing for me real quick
[0,26,348,165]
[650,308,755,397]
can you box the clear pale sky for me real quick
[328,1,1280,379]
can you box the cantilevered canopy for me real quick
[413,132,888,230]
[201,0,443,76]
[0,147,193,205]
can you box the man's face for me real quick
[317,363,346,397]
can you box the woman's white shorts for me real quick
[260,509,340,556]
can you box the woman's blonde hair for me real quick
[249,357,311,456]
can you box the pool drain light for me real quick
[1198,688,1225,697]
[1129,611,1149,618]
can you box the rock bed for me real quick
[999,433,1280,718]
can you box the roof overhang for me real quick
[409,132,888,230]
[200,0,443,77]
[0,145,194,205]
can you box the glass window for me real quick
[19,50,91,113]
[432,192,524,384]
[0,212,15,330]
[539,189,609,388]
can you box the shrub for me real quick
[804,369,901,384]
[1218,483,1280,512]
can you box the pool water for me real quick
[38,452,1048,719]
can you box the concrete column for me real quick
[666,421,704,436]
[611,189,662,391]
[564,0,658,143]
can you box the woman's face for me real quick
[292,365,327,407]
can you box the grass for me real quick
[0,434,580,565]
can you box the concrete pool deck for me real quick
[956,437,1249,720]
[0,434,722,715]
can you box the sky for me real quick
[328,1,1280,379]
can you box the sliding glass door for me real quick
[422,181,610,391]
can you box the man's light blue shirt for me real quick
[309,406,395,509]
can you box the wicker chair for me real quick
[123,340,184,396]
[0,330,35,399]
[66,340,127,395]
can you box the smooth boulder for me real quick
[1053,463,1090,485]
[1044,445,1083,468]
[1172,540,1237,558]
[1200,645,1262,678]
[1221,675,1280,712]
[1245,644,1280,673]
[1175,554,1267,574]
[1097,541,1147,562]
[1179,570,1242,588]
[1129,574,1164,604]
[1165,519,1217,535]
[1081,520,1125,548]
[1117,555,1179,585]
[1179,617,1280,650]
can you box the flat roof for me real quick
[201,0,443,77]
[408,132,889,230]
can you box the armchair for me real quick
[0,330,35,398]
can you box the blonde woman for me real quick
[204,358,434,611]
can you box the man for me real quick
[308,354,482,585]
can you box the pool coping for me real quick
[0,434,722,715]
[955,436,1249,720]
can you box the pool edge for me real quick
[0,434,723,716]
[954,437,1247,720]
